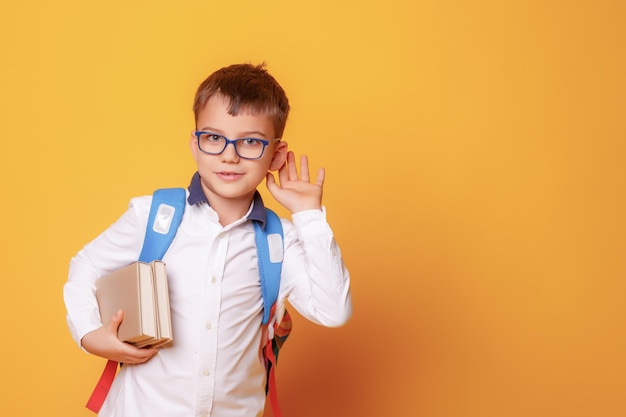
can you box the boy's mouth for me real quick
[215,171,243,181]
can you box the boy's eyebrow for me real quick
[198,125,223,134]
[199,126,269,139]
[240,131,268,139]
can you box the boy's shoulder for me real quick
[124,190,186,230]
[127,194,158,214]
[128,188,188,208]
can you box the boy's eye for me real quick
[205,134,223,143]
[239,138,263,147]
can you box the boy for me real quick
[63,63,352,417]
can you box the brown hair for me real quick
[193,63,290,138]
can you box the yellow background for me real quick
[1,1,624,416]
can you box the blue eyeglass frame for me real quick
[193,131,280,160]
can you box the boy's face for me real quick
[190,94,287,207]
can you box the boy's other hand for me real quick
[81,309,158,364]
[266,152,324,213]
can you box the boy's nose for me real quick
[219,142,240,162]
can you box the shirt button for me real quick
[211,276,217,283]
[206,323,213,330]
[203,369,210,376]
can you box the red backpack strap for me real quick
[85,359,118,412]
[263,307,292,417]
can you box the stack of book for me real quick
[96,261,173,348]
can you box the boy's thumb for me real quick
[265,173,277,191]
[108,309,124,331]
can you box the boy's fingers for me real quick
[121,347,158,364]
[134,347,159,361]
[316,167,325,187]
[300,155,310,182]
[277,160,289,185]
[287,151,299,181]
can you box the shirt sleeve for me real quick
[278,208,352,327]
[63,196,151,347]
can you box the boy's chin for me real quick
[205,185,258,202]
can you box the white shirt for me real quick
[64,177,352,417]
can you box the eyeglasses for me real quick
[193,131,280,160]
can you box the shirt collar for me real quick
[187,171,268,228]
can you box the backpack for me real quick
[86,188,291,417]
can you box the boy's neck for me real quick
[205,190,255,227]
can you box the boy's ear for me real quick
[269,141,288,171]
[189,132,199,161]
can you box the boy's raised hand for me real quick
[81,309,158,364]
[266,152,324,213]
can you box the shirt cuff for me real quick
[291,207,334,241]
[292,207,328,227]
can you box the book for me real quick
[95,261,173,348]
[147,260,173,347]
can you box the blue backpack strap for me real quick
[253,208,284,325]
[254,208,289,416]
[138,188,186,263]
